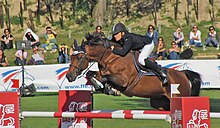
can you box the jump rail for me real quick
[92,110,170,114]
[21,111,169,120]
[21,111,220,119]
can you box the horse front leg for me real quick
[86,71,104,91]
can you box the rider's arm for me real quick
[112,36,133,57]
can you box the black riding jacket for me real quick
[112,32,153,56]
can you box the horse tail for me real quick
[182,70,202,96]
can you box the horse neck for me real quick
[87,46,118,68]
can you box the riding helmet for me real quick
[111,23,127,35]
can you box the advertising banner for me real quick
[158,60,220,89]
[0,60,220,92]
[0,64,92,92]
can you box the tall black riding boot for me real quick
[144,59,168,84]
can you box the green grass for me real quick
[21,90,220,128]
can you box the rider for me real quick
[110,22,168,84]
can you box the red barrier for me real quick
[171,97,210,128]
[58,90,92,128]
[0,92,20,128]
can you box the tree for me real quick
[209,0,215,21]
[0,1,4,28]
[93,0,106,27]
[174,0,178,20]
[4,0,11,31]
[152,0,157,26]
[126,0,130,17]
[23,0,27,11]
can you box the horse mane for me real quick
[85,32,121,48]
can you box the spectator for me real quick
[203,26,219,50]
[92,25,106,38]
[146,24,159,46]
[14,50,28,66]
[0,29,13,50]
[0,49,8,67]
[58,44,69,64]
[174,27,184,51]
[156,37,166,60]
[23,28,40,48]
[189,25,202,48]
[29,47,45,65]
[168,41,180,60]
[42,26,58,53]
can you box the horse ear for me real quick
[80,39,86,52]
[85,32,93,41]
[73,39,80,51]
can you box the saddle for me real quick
[133,52,168,87]
[133,52,156,77]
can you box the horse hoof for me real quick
[114,91,121,96]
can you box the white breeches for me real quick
[138,41,154,65]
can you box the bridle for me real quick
[69,51,88,77]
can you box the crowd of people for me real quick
[0,26,68,67]
[151,25,219,60]
[0,24,219,67]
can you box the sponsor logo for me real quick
[55,67,69,87]
[172,110,182,128]
[0,69,35,91]
[0,104,15,127]
[187,109,209,128]
[1,69,20,83]
[164,62,192,70]
[36,86,49,90]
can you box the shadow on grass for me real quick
[210,99,220,112]
[97,94,220,111]
[112,97,153,110]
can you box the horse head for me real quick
[66,39,89,82]
[66,34,119,82]
[66,50,88,82]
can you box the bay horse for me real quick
[66,35,202,110]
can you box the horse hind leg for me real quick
[150,95,170,110]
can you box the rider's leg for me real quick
[138,42,168,84]
[144,59,168,84]
[138,42,154,65]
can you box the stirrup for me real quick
[162,77,168,84]
[160,68,167,77]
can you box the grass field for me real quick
[21,90,220,128]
